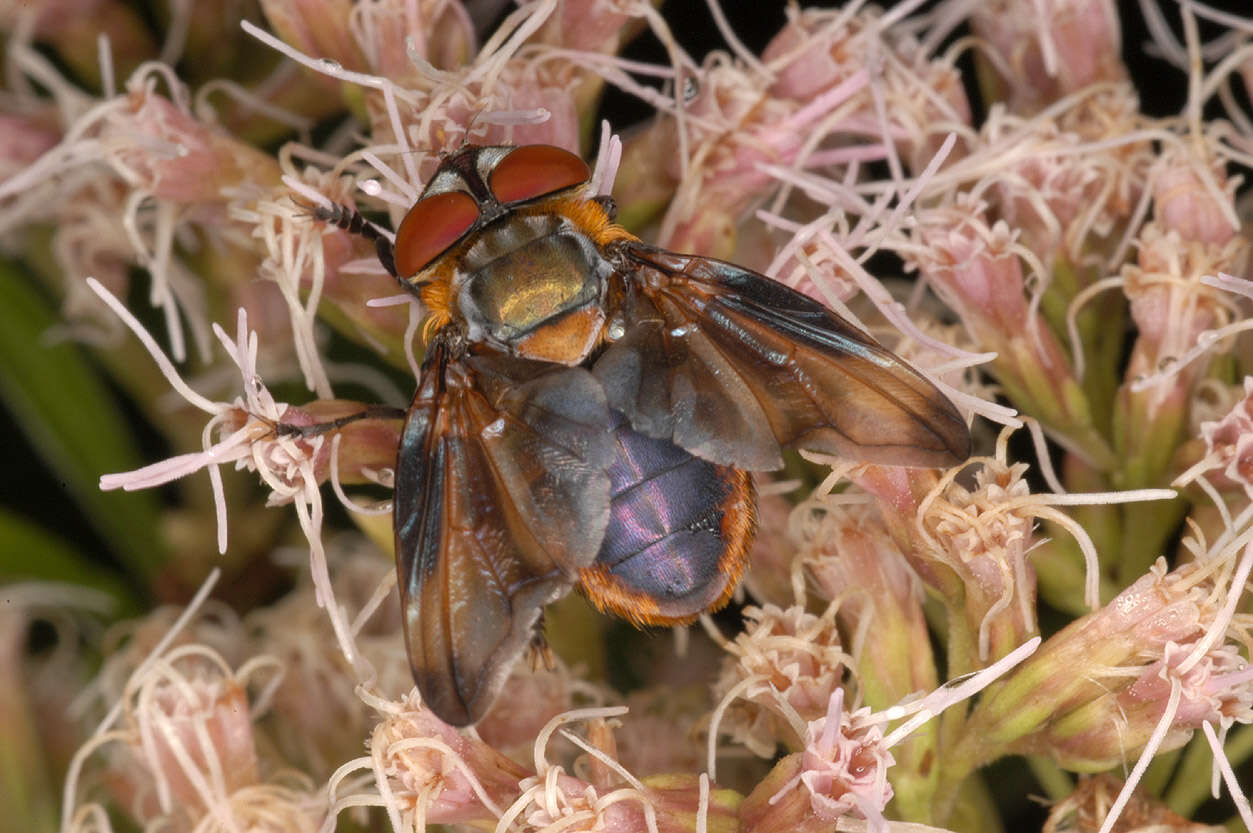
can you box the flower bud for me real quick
[971,558,1239,756]
[103,648,262,825]
[1026,641,1253,770]
[970,0,1125,113]
[800,506,937,708]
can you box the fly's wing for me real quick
[395,344,615,726]
[596,244,971,470]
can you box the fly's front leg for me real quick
[310,202,400,282]
[273,405,408,439]
[267,403,407,493]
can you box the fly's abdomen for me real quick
[577,413,755,625]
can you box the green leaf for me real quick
[0,507,139,615]
[0,260,167,581]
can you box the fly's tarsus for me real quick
[311,202,400,279]
[273,405,407,439]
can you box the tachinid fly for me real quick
[315,143,971,726]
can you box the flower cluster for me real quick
[2,2,1253,833]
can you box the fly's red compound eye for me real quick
[489,145,591,205]
[394,191,480,277]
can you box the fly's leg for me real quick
[310,202,400,281]
[273,405,408,439]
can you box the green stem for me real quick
[1025,756,1074,802]
[993,351,1117,472]
[1165,724,1253,817]
[933,771,1006,833]
[1140,746,1181,796]
[1115,496,1188,586]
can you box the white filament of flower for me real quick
[89,278,370,677]
[61,568,222,828]
[588,120,624,198]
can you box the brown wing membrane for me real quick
[596,243,971,470]
[395,343,614,726]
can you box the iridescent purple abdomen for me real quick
[578,412,754,624]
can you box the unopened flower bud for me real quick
[970,0,1125,113]
[800,506,937,708]
[1029,641,1253,770]
[971,558,1237,754]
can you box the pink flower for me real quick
[970,0,1125,114]
[976,550,1253,774]
[1183,377,1253,496]
[363,692,529,827]
[741,689,896,833]
[258,0,368,79]
[0,109,61,179]
[791,690,894,824]
[987,85,1148,263]
[710,604,850,757]
[916,459,1040,662]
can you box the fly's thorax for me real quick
[452,212,612,365]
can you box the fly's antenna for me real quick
[310,202,399,280]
